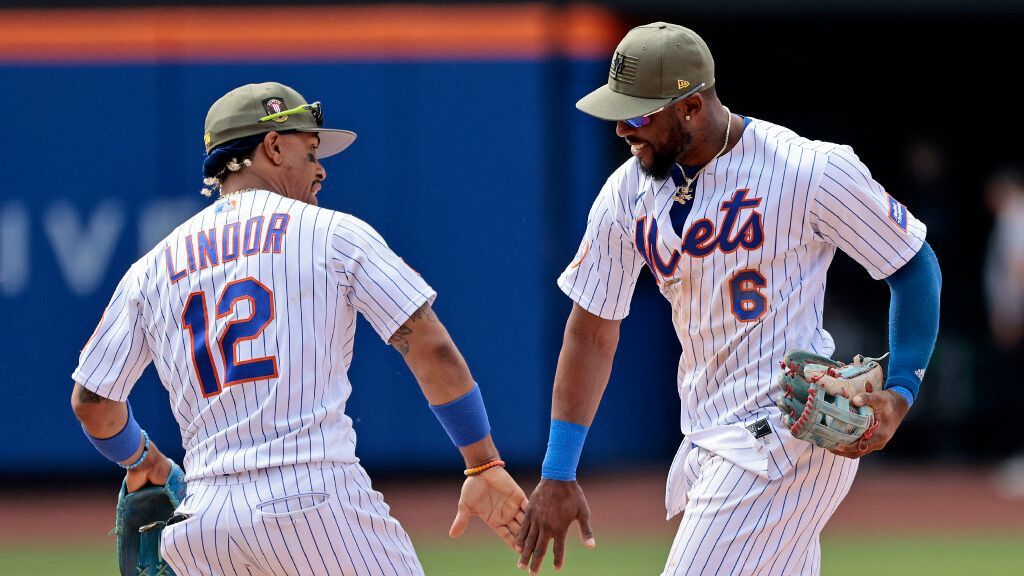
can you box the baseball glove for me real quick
[115,461,187,576]
[776,350,884,450]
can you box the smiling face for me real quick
[615,103,693,180]
[277,132,327,206]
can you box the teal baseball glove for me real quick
[776,350,884,450]
[115,461,187,576]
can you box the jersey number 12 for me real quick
[182,277,279,397]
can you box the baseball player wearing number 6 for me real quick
[516,23,941,575]
[71,82,528,575]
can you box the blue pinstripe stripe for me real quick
[327,463,375,573]
[693,461,758,574]
[767,448,831,573]
[713,470,775,574]
[229,486,273,572]
[351,467,402,574]
[354,465,421,573]
[263,467,307,573]
[783,456,847,573]
[181,484,205,570]
[334,220,431,301]
[290,471,332,574]
[750,447,815,570]
[330,234,419,309]
[244,480,291,574]
[818,182,906,255]
[209,485,237,575]
[670,452,731,563]
[728,473,785,572]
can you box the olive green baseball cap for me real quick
[576,22,715,121]
[203,82,356,158]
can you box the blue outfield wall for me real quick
[0,58,684,476]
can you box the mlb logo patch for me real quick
[214,198,237,214]
[887,194,908,232]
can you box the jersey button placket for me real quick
[688,266,700,334]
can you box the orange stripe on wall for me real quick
[0,4,622,62]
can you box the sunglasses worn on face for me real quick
[623,82,706,128]
[259,101,324,127]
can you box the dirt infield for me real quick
[2,464,1022,548]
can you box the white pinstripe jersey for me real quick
[559,117,926,436]
[73,189,435,480]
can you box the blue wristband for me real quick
[541,419,589,481]
[83,402,143,463]
[121,430,150,470]
[884,378,915,407]
[429,383,491,448]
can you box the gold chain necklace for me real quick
[221,187,261,198]
[673,106,732,205]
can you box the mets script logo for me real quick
[611,52,626,79]
[262,98,288,123]
[635,188,764,281]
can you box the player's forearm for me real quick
[392,303,501,468]
[550,305,621,425]
[883,241,941,405]
[71,382,150,467]
[538,305,620,482]
[391,304,475,404]
[71,383,129,438]
[457,435,502,468]
[406,337,475,405]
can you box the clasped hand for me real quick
[450,466,530,550]
[514,479,596,575]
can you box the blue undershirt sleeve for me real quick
[882,241,941,406]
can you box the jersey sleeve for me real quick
[331,216,437,342]
[557,175,645,320]
[71,261,152,401]
[809,145,927,279]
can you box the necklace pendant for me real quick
[674,186,693,205]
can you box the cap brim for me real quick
[298,129,357,159]
[576,84,673,122]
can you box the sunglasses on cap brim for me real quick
[623,82,706,128]
[259,101,324,127]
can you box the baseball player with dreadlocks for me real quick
[71,82,528,575]
[515,23,942,575]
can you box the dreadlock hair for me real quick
[200,133,267,197]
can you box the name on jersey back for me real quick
[164,213,290,283]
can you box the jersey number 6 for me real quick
[729,269,768,322]
[182,277,279,397]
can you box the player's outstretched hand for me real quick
[125,441,174,493]
[449,466,529,550]
[515,479,595,575]
[830,389,911,459]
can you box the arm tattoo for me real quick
[388,303,438,356]
[389,325,413,355]
[76,386,111,405]
[407,303,438,324]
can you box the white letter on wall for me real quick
[0,202,29,297]
[43,201,125,296]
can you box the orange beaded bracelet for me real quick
[464,459,505,477]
